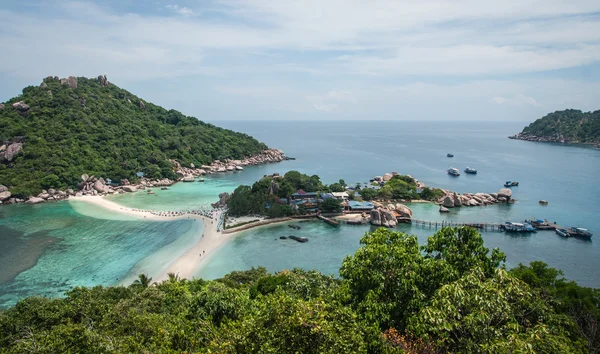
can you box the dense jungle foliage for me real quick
[227,171,445,217]
[1,227,598,353]
[0,77,267,197]
[520,109,600,143]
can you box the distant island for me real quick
[0,75,279,200]
[509,109,600,147]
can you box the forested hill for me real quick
[510,109,600,145]
[0,76,267,196]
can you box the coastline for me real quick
[71,195,242,283]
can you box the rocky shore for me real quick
[0,149,287,206]
[437,188,515,209]
[509,132,599,147]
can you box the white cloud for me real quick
[166,4,196,17]
[491,94,541,107]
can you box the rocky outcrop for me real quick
[26,197,44,204]
[0,191,10,201]
[0,104,4,110]
[98,75,109,86]
[436,188,515,207]
[394,203,412,218]
[212,192,230,208]
[369,209,382,226]
[369,207,397,228]
[11,101,30,112]
[139,100,146,110]
[65,76,77,89]
[0,143,23,162]
[122,185,137,193]
[498,188,512,199]
[439,206,449,213]
[443,195,455,208]
[0,185,7,193]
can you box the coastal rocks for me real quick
[369,208,397,228]
[453,192,462,207]
[122,185,137,193]
[0,185,7,193]
[182,175,195,182]
[443,196,455,208]
[395,203,413,219]
[212,192,230,208]
[369,209,382,226]
[347,214,368,225]
[498,188,512,199]
[0,191,11,201]
[26,197,44,204]
[439,206,449,213]
[0,143,23,162]
[509,132,569,144]
[11,101,30,112]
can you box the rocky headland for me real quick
[0,149,287,206]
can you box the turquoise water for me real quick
[0,202,198,308]
[1,120,600,308]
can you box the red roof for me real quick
[296,189,307,194]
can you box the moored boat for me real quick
[198,178,205,182]
[556,228,569,237]
[570,227,593,239]
[464,167,477,174]
[447,153,454,157]
[504,181,519,187]
[539,200,548,205]
[504,221,537,233]
[447,167,460,176]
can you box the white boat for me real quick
[235,166,244,171]
[504,222,536,233]
[447,168,460,176]
[555,228,569,237]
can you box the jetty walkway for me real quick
[396,218,506,231]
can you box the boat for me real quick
[447,167,460,176]
[447,153,454,157]
[198,178,204,182]
[288,235,308,243]
[556,228,570,237]
[464,167,477,174]
[570,227,593,239]
[504,221,537,233]
[539,200,548,205]
[504,181,519,187]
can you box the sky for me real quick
[1,0,599,121]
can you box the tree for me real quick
[320,198,342,213]
[359,188,377,201]
[167,272,180,283]
[329,183,345,192]
[339,179,347,188]
[132,274,153,288]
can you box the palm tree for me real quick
[167,272,180,283]
[132,274,152,288]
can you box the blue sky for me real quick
[1,0,599,121]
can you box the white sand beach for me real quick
[71,195,237,283]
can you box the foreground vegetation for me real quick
[227,171,445,217]
[518,109,600,144]
[1,227,598,353]
[0,76,267,197]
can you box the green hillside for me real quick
[513,109,600,144]
[0,227,597,353]
[0,76,267,197]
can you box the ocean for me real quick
[1,120,599,307]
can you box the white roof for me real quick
[331,192,349,197]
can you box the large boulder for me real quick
[0,191,11,201]
[0,103,4,110]
[11,101,30,111]
[381,209,398,227]
[0,185,7,192]
[0,143,23,162]
[93,180,107,192]
[98,74,109,86]
[395,203,413,218]
[369,209,382,226]
[26,197,44,204]
[439,206,449,213]
[443,195,455,208]
[122,185,138,193]
[498,188,512,199]
[139,100,146,110]
[453,192,462,207]
[211,192,230,208]
[383,173,393,181]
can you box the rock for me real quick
[490,193,498,199]
[387,203,395,211]
[11,101,30,111]
[98,75,109,86]
[0,104,4,110]
[0,191,11,201]
[122,186,138,193]
[211,192,230,208]
[0,185,7,192]
[190,163,195,168]
[439,206,449,213]
[182,175,195,182]
[75,192,83,197]
[498,188,512,199]
[26,197,44,204]
[443,195,455,208]
[395,203,413,218]
[48,189,56,195]
[139,100,146,110]
[381,209,397,227]
[127,98,132,104]
[81,174,89,182]
[93,180,106,192]
[369,209,382,226]
[67,189,74,195]
[383,173,393,181]
[67,76,77,89]
[38,193,50,199]
[121,179,130,185]
[40,82,47,88]
[453,192,462,207]
[0,143,23,162]
[467,199,479,206]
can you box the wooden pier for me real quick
[317,215,340,227]
[404,218,505,232]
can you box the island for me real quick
[509,109,600,147]
[0,75,285,204]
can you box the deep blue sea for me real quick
[1,120,599,307]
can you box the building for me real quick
[347,201,374,212]
[136,171,145,178]
[291,189,319,200]
[331,192,349,200]
[320,193,334,200]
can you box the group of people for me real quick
[129,207,221,219]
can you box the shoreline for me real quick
[71,195,242,283]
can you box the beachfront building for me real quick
[291,189,319,201]
[347,201,374,212]
[320,193,334,200]
[331,192,349,201]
